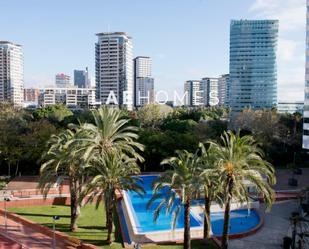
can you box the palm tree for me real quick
[80,107,144,162]
[82,152,144,244]
[39,127,90,232]
[198,143,223,239]
[210,131,276,249]
[147,150,201,249]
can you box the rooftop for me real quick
[0,41,22,47]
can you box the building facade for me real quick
[303,0,309,149]
[134,56,154,106]
[201,77,219,106]
[95,32,134,110]
[74,68,89,88]
[39,87,96,109]
[278,101,303,114]
[184,80,205,106]
[229,20,278,112]
[0,41,24,106]
[24,88,39,103]
[218,74,229,106]
[55,73,71,88]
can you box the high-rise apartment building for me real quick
[229,20,278,112]
[218,74,229,106]
[134,56,154,106]
[95,32,134,110]
[201,77,219,106]
[0,41,24,106]
[74,68,89,88]
[303,0,309,149]
[55,73,71,88]
[184,80,205,106]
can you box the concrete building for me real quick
[0,41,24,106]
[55,73,71,88]
[184,80,205,106]
[24,88,39,103]
[303,0,309,149]
[229,20,279,112]
[201,77,219,106]
[277,101,303,114]
[95,32,134,110]
[218,74,229,106]
[74,68,89,88]
[39,87,96,109]
[134,56,154,107]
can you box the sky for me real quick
[0,0,306,101]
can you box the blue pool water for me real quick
[124,175,259,235]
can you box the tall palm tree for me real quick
[198,143,222,239]
[82,152,144,244]
[80,107,144,162]
[210,131,276,249]
[39,127,90,232]
[147,150,201,249]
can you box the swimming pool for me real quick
[122,175,260,241]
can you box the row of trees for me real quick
[39,107,276,249]
[0,103,304,176]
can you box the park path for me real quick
[0,214,75,249]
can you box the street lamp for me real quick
[52,215,60,249]
[3,193,10,230]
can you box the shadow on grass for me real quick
[12,212,71,218]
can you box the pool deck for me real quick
[229,200,298,249]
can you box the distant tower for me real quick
[74,68,89,88]
[184,80,205,106]
[0,41,24,106]
[55,73,70,88]
[229,20,278,112]
[95,32,134,110]
[218,74,229,106]
[134,56,154,107]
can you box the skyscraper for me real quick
[134,56,154,107]
[0,41,24,106]
[218,74,229,106]
[55,73,70,88]
[229,20,278,112]
[74,68,89,88]
[303,0,309,149]
[95,32,134,110]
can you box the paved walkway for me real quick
[0,215,75,249]
[229,200,298,249]
[275,168,309,191]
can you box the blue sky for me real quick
[0,0,306,101]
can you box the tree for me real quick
[80,107,144,162]
[198,143,222,239]
[39,127,90,231]
[147,150,202,249]
[82,152,143,244]
[33,104,73,125]
[210,131,276,249]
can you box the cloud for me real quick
[249,0,306,101]
[249,0,305,31]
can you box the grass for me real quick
[9,204,218,249]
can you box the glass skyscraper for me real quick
[303,0,309,149]
[229,20,279,112]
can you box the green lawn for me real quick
[9,205,217,249]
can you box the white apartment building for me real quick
[184,80,206,106]
[55,73,71,88]
[218,74,229,106]
[0,41,24,106]
[303,0,309,149]
[39,87,96,109]
[95,32,134,110]
[201,77,219,106]
[134,56,154,107]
